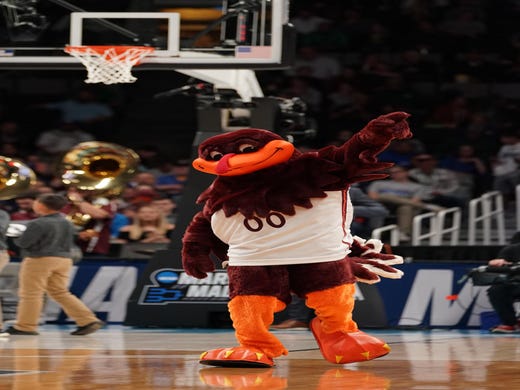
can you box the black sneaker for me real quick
[0,326,39,336]
[70,321,105,336]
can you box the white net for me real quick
[65,46,155,85]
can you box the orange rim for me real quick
[64,45,155,56]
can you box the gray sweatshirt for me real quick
[14,213,74,258]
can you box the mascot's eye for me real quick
[237,143,257,153]
[208,151,224,161]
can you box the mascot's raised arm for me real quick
[182,111,410,367]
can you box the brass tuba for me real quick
[0,156,37,237]
[0,156,36,200]
[59,141,140,195]
[58,141,140,228]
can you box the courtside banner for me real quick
[38,260,492,329]
[377,262,490,328]
[138,269,229,305]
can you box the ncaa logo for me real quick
[155,270,179,285]
[138,268,185,305]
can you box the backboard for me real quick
[0,0,295,70]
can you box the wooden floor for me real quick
[0,325,518,389]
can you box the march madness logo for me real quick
[138,268,230,305]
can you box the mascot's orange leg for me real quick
[306,284,390,364]
[199,295,288,368]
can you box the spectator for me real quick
[367,166,443,242]
[129,172,157,189]
[151,195,178,225]
[455,112,500,160]
[110,205,134,239]
[112,186,133,208]
[490,129,520,204]
[10,194,38,221]
[439,144,489,198]
[117,204,174,244]
[25,154,61,189]
[378,139,423,168]
[154,160,187,201]
[409,154,467,208]
[35,122,95,158]
[349,184,389,237]
[129,185,159,206]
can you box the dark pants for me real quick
[487,282,520,325]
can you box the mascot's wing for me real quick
[317,111,412,189]
[188,112,411,220]
[348,236,404,284]
[182,208,229,279]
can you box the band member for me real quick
[62,188,117,257]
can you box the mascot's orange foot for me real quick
[310,318,390,364]
[199,346,275,368]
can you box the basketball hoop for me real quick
[64,45,155,85]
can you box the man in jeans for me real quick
[1,193,104,336]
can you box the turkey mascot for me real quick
[182,111,410,368]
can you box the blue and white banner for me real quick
[40,260,492,328]
[378,262,492,328]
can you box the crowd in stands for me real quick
[257,0,520,210]
[1,0,520,252]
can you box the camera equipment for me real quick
[459,263,520,286]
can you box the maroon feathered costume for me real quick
[182,112,410,367]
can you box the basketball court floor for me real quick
[0,325,517,389]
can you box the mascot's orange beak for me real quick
[193,140,295,176]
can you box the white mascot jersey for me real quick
[211,190,354,266]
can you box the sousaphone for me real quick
[59,141,140,195]
[0,156,36,200]
[58,141,140,228]
[0,156,37,237]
